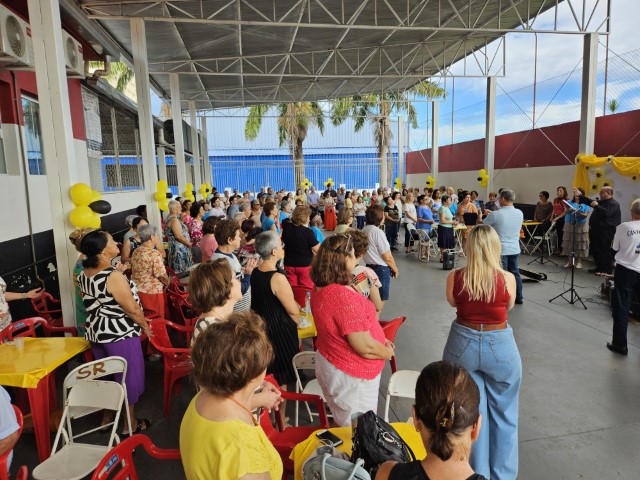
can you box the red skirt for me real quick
[324,206,337,231]
[138,291,166,320]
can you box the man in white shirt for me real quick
[607,199,640,355]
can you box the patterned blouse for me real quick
[131,246,167,294]
[0,277,11,332]
[189,218,204,246]
[78,267,142,343]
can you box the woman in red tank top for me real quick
[442,225,522,480]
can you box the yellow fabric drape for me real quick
[574,155,640,193]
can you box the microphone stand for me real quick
[549,204,587,309]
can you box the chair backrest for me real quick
[291,286,313,309]
[2,319,38,340]
[379,316,407,343]
[462,212,478,226]
[91,434,181,480]
[31,293,61,320]
[292,352,316,391]
[63,357,127,405]
[149,319,192,354]
[166,289,196,326]
[384,370,420,422]
[14,466,28,480]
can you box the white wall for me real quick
[407,165,576,204]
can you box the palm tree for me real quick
[88,61,134,93]
[245,102,325,188]
[608,98,619,114]
[330,81,446,188]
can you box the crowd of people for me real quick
[1,178,637,480]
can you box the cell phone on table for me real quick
[315,429,343,447]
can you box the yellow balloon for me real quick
[69,183,93,206]
[90,190,102,203]
[88,213,101,229]
[154,191,166,202]
[69,206,93,227]
[157,180,168,191]
[159,199,170,211]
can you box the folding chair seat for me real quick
[33,381,127,480]
[291,352,332,426]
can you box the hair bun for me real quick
[435,402,456,433]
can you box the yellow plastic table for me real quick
[0,337,90,461]
[521,221,543,254]
[290,422,427,480]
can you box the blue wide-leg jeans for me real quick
[443,321,522,480]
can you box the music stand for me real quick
[549,203,586,309]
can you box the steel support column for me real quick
[130,18,161,231]
[484,77,497,198]
[157,146,167,182]
[170,73,187,194]
[397,116,405,184]
[200,116,211,186]
[579,33,599,156]
[432,102,440,183]
[189,101,202,194]
[27,0,79,330]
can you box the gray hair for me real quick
[255,231,280,259]
[233,212,245,222]
[168,199,181,212]
[138,223,158,243]
[239,203,250,212]
[280,200,290,210]
[631,198,640,216]
[500,189,515,202]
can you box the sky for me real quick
[149,0,640,153]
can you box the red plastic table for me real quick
[0,337,90,462]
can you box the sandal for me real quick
[123,418,151,436]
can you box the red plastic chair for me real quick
[31,292,63,327]
[0,405,23,480]
[14,466,28,480]
[291,286,313,309]
[261,375,329,477]
[91,434,181,480]
[0,317,78,342]
[149,319,194,416]
[379,316,407,374]
[166,289,198,343]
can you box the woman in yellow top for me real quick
[180,311,283,480]
[294,188,307,204]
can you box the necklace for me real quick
[228,396,258,426]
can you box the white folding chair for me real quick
[416,229,437,262]
[62,356,132,438]
[530,221,556,256]
[405,223,418,251]
[383,370,420,422]
[33,380,126,480]
[292,352,331,426]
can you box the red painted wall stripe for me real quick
[407,109,640,174]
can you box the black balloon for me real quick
[89,200,112,214]
[166,192,174,199]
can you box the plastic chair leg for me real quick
[390,356,397,374]
[163,370,172,417]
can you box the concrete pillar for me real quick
[579,33,599,155]
[200,115,211,186]
[157,146,167,182]
[130,18,160,230]
[188,100,202,194]
[27,0,78,332]
[432,101,439,182]
[484,77,497,198]
[170,73,187,194]
[397,116,405,183]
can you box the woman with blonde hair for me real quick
[442,224,520,479]
[334,207,354,234]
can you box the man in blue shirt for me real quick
[483,189,524,304]
[226,195,240,219]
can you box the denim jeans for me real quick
[611,264,640,347]
[368,264,391,301]
[501,254,523,302]
[356,216,365,230]
[385,223,399,249]
[443,322,522,480]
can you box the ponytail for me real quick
[79,230,109,268]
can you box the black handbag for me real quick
[351,411,415,476]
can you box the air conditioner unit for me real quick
[62,31,84,77]
[0,5,32,67]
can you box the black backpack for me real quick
[351,411,415,476]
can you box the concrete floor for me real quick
[9,249,640,479]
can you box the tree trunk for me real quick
[294,138,305,190]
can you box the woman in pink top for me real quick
[310,234,394,426]
[200,216,220,262]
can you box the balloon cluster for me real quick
[589,167,614,193]
[323,177,334,187]
[300,178,312,189]
[182,183,195,203]
[154,180,172,211]
[394,177,402,190]
[69,183,111,228]
[199,183,212,199]
[477,169,489,188]
[425,175,435,189]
